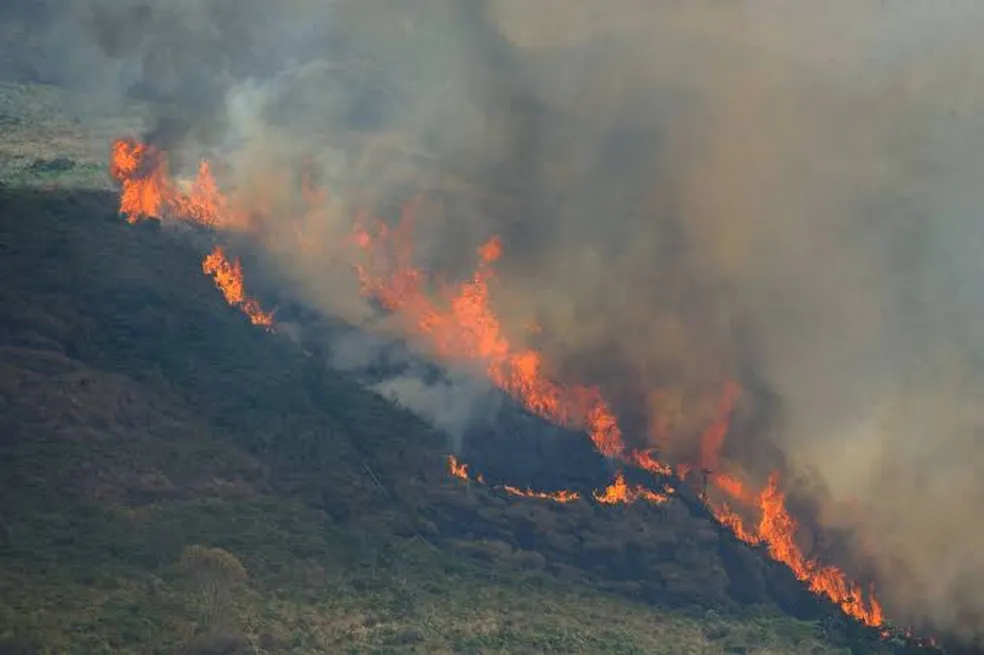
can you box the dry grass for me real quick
[253,581,838,654]
[0,81,148,186]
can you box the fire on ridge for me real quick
[108,137,888,632]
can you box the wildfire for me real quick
[352,213,624,458]
[446,455,575,501]
[448,456,666,506]
[630,449,674,477]
[757,475,884,627]
[110,138,230,226]
[698,381,742,471]
[503,485,581,503]
[201,246,274,328]
[364,208,885,627]
[110,137,891,635]
[702,471,883,626]
[111,138,266,325]
[593,471,669,505]
[447,454,484,483]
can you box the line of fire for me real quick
[109,136,941,651]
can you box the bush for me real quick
[178,545,249,632]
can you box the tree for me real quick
[178,545,249,633]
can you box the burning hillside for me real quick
[109,137,890,635]
[30,0,983,647]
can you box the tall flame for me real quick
[110,139,167,224]
[353,213,624,458]
[110,138,890,633]
[111,138,268,325]
[699,381,742,471]
[354,211,884,628]
[110,138,235,228]
[706,473,884,627]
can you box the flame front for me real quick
[502,485,581,503]
[110,139,167,224]
[201,246,274,328]
[359,213,884,627]
[593,471,669,505]
[353,213,624,458]
[755,475,884,626]
[447,455,574,501]
[110,138,890,634]
[111,139,265,325]
[447,456,663,506]
[706,472,884,627]
[110,137,236,228]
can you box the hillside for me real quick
[0,78,943,654]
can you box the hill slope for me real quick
[0,82,931,654]
[0,185,839,655]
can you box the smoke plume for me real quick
[15,0,984,640]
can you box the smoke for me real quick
[17,0,984,640]
[328,327,496,449]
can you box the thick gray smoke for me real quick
[14,0,984,640]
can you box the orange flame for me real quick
[448,454,469,480]
[630,449,674,477]
[710,502,759,544]
[201,246,274,328]
[447,454,484,483]
[353,211,624,458]
[698,380,741,471]
[712,471,757,504]
[447,456,573,501]
[502,485,581,503]
[757,473,884,626]
[707,473,883,627]
[110,138,234,228]
[110,139,892,634]
[447,457,666,506]
[593,471,668,505]
[112,138,266,326]
[171,160,230,227]
[110,138,167,223]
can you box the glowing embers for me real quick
[446,456,668,506]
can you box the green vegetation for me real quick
[0,81,928,653]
